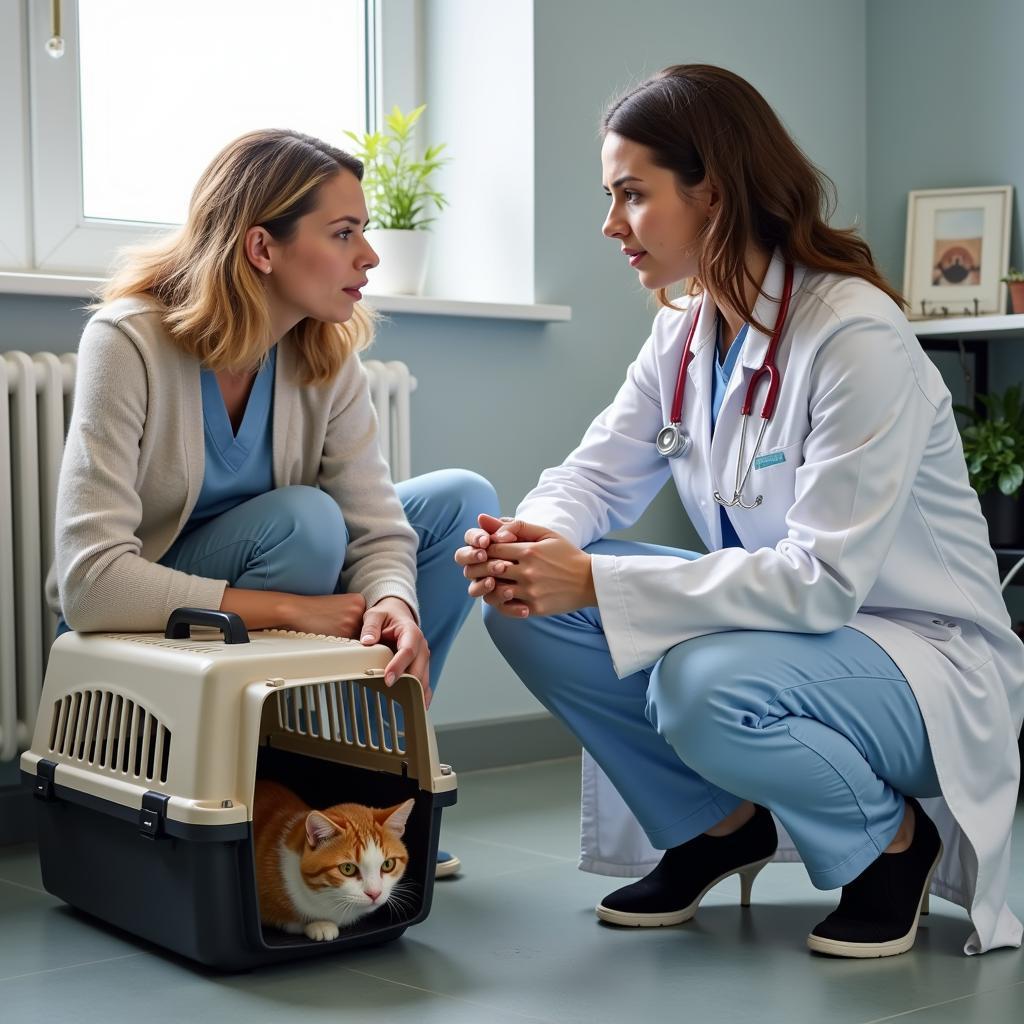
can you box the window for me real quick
[16,0,372,273]
[78,0,367,226]
[1,0,543,312]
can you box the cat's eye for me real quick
[381,857,396,872]
[339,862,358,877]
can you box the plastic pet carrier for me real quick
[20,608,457,969]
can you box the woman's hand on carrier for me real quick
[455,513,597,618]
[359,597,432,708]
[222,589,367,640]
[279,593,368,639]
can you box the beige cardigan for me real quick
[47,295,419,631]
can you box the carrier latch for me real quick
[33,759,57,801]
[139,791,170,840]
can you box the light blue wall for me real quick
[0,0,871,738]
[866,0,1024,285]
[866,0,1024,622]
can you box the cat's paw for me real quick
[304,920,340,942]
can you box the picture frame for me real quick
[902,185,1013,319]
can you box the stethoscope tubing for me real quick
[660,263,795,509]
[666,262,795,430]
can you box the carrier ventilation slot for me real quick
[48,690,171,784]
[275,681,406,755]
[106,635,225,655]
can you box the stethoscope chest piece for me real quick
[657,262,795,509]
[656,423,692,459]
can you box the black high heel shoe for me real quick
[596,804,778,927]
[807,797,942,958]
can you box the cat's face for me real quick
[300,799,414,917]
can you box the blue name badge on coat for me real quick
[754,451,786,471]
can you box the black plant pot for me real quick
[980,490,1024,548]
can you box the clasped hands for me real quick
[453,513,597,618]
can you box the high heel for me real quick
[596,805,778,927]
[807,797,942,958]
[738,856,772,907]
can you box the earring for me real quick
[264,266,272,275]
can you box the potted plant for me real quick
[345,105,448,296]
[956,385,1024,547]
[1000,268,1024,314]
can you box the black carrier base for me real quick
[25,746,455,971]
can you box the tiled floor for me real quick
[1,758,1022,1023]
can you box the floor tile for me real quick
[441,758,582,860]
[0,878,141,982]
[432,831,571,883]
[860,980,1024,1023]
[0,842,45,891]
[0,949,556,1024]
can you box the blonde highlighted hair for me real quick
[100,129,375,385]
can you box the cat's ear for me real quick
[305,811,341,848]
[378,799,415,838]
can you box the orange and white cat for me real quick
[253,780,415,942]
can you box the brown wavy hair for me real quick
[99,129,376,385]
[602,65,903,327]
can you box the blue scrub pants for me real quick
[60,469,498,695]
[483,539,942,890]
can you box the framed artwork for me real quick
[902,185,1013,319]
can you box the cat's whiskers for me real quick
[391,878,420,900]
[331,892,361,911]
[383,879,419,919]
[384,890,414,922]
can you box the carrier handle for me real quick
[165,607,250,645]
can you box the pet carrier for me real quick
[20,608,457,969]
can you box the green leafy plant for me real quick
[1000,267,1024,283]
[344,105,448,231]
[955,385,1024,497]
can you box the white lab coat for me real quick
[516,251,1024,954]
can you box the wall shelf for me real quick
[912,313,1024,341]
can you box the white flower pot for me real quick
[366,229,431,296]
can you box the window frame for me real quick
[370,0,422,132]
[12,0,387,275]
[0,0,32,268]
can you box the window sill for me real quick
[0,271,572,323]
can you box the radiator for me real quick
[0,353,76,760]
[362,359,417,483]
[0,352,416,761]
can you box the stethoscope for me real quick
[655,262,795,510]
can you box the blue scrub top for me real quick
[711,320,748,549]
[184,346,276,533]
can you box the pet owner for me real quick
[51,129,496,878]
